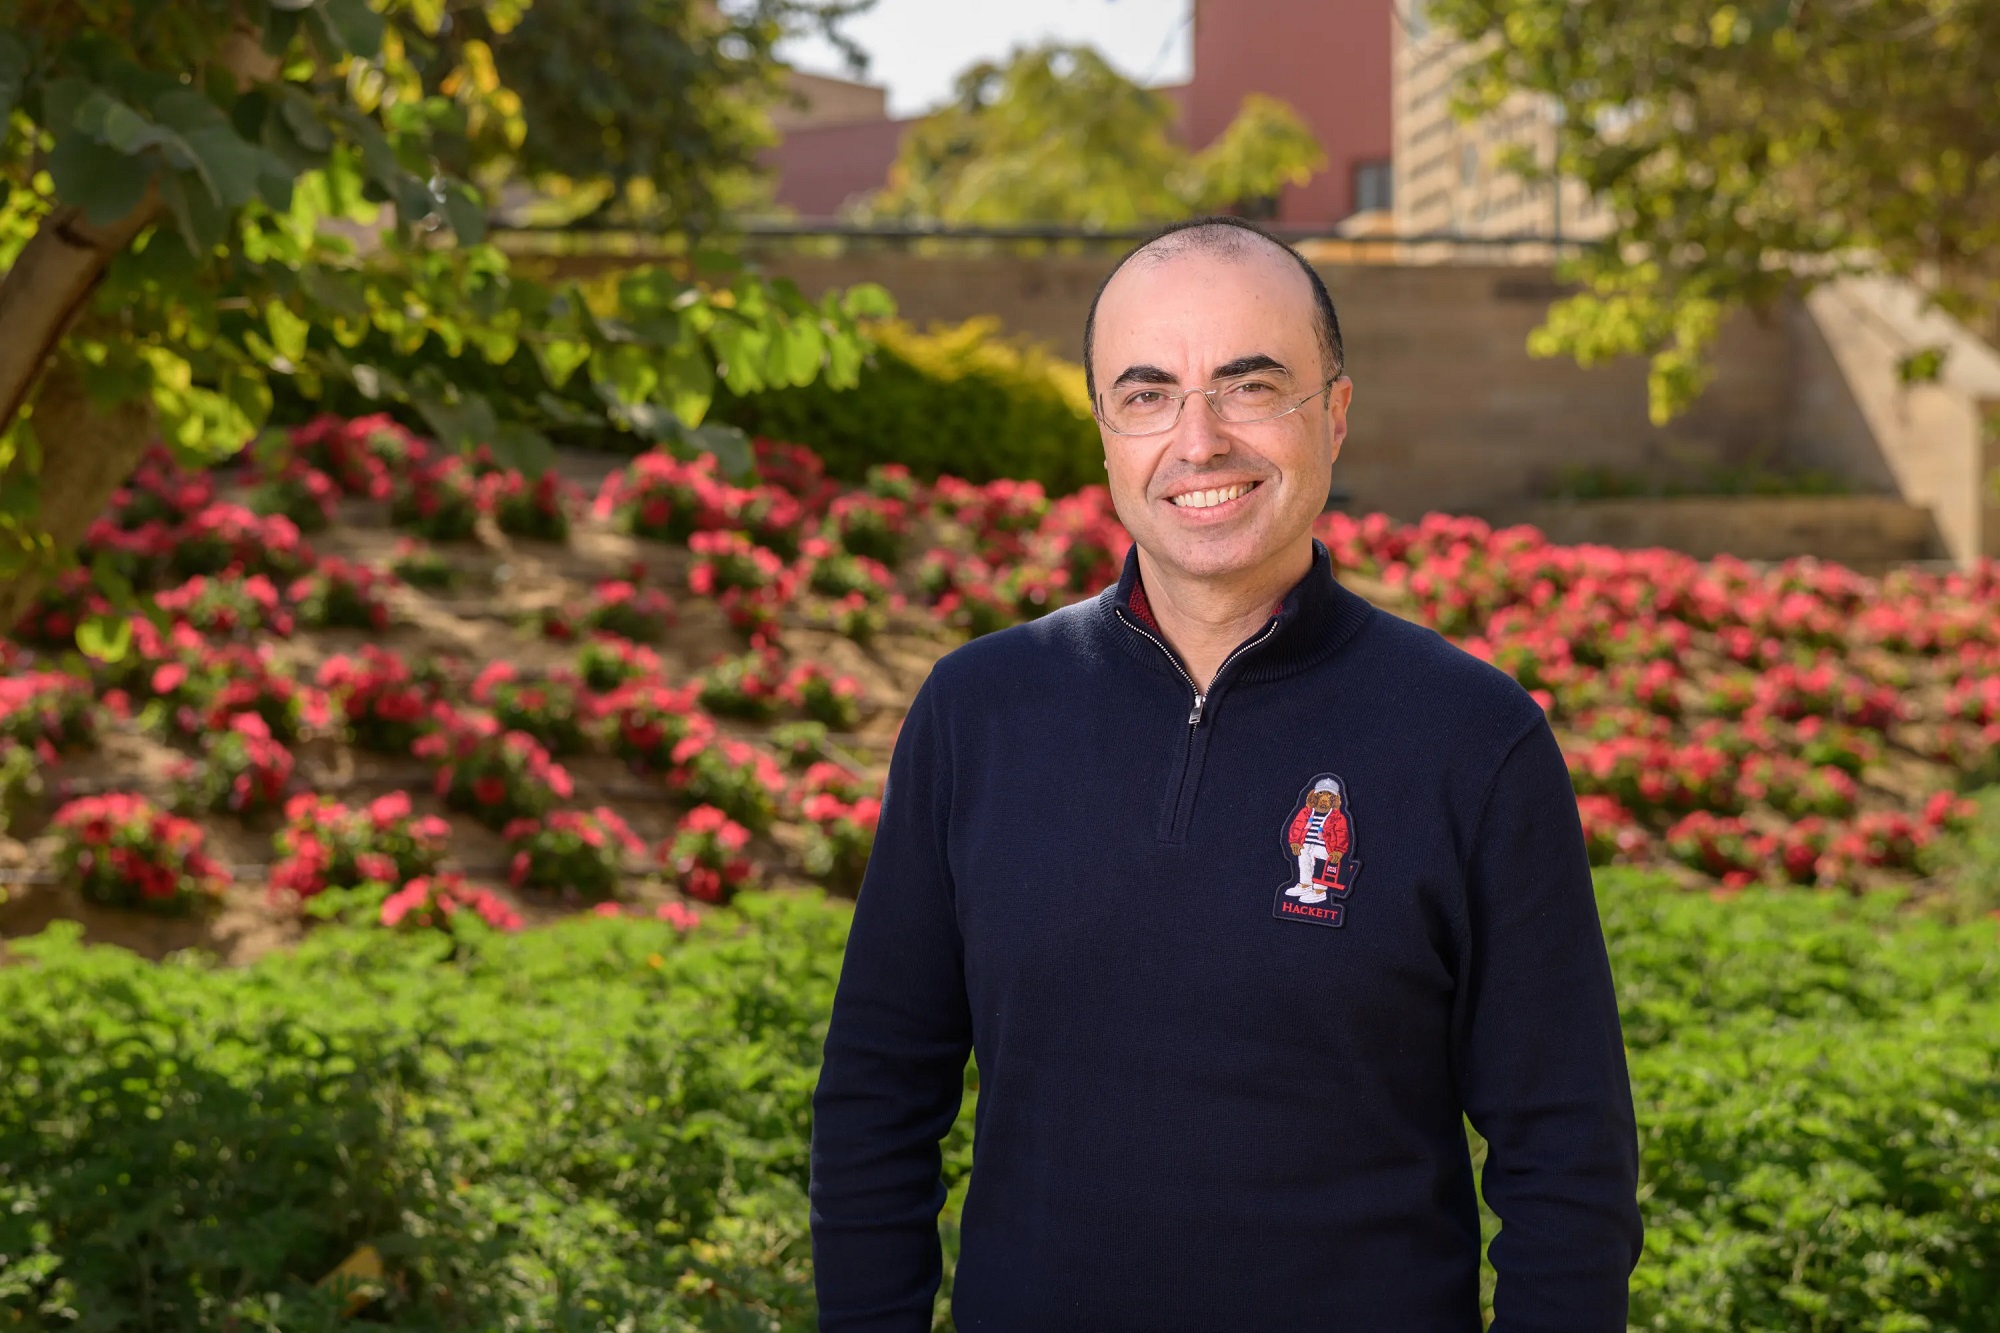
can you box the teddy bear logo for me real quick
[1274,773,1360,927]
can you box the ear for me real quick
[1327,376,1354,461]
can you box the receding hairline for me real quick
[1124,221,1289,271]
[1083,217,1345,400]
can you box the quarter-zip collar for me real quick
[1098,538,1376,687]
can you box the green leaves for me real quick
[311,0,387,61]
[0,32,28,125]
[1426,0,2000,421]
[867,46,1326,227]
[74,614,131,664]
[46,130,151,227]
[0,0,882,631]
[0,896,854,1327]
[40,72,296,244]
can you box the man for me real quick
[810,216,1642,1331]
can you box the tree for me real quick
[866,44,1325,229]
[465,0,872,226]
[0,0,884,635]
[1425,0,2000,421]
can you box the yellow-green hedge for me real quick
[713,318,1105,493]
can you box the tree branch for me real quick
[0,193,162,440]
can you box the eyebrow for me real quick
[1212,354,1290,380]
[1108,354,1292,391]
[1109,363,1178,390]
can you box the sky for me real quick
[778,0,1196,119]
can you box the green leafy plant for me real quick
[1,876,1998,1327]
[0,893,850,1327]
[714,318,1105,494]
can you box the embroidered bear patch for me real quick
[1273,772,1361,928]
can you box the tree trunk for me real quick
[0,195,164,633]
[0,28,276,634]
[0,198,162,437]
[0,356,156,633]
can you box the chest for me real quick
[942,685,1471,1056]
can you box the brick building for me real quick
[1390,4,1609,240]
[764,0,1396,229]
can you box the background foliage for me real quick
[3,871,1998,1329]
[715,317,1104,492]
[0,0,879,635]
[1424,0,2000,421]
[863,44,1325,228]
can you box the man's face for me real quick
[1091,244,1352,584]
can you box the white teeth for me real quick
[1170,482,1253,509]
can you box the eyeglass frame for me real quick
[1093,372,1342,437]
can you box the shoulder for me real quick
[922,595,1112,706]
[1347,605,1545,742]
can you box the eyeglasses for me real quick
[1095,374,1337,437]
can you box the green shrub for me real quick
[713,318,1104,494]
[0,896,865,1329]
[2,875,1997,1330]
[1915,783,2000,921]
[1600,872,2000,1332]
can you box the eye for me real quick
[1227,379,1281,396]
[1123,389,1167,407]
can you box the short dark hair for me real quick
[1082,215,1346,402]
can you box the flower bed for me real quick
[663,804,756,904]
[50,792,227,913]
[269,791,452,903]
[415,709,575,829]
[503,807,646,903]
[13,418,2000,923]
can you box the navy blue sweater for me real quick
[810,541,1641,1331]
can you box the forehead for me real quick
[1093,243,1318,375]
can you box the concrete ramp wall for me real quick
[1789,277,2000,567]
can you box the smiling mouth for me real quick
[1167,481,1260,510]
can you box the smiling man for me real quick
[810,217,1642,1331]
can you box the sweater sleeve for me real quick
[810,681,974,1332]
[1452,714,1643,1331]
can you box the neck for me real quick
[1134,536,1314,691]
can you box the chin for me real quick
[1147,526,1282,579]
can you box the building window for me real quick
[1353,159,1393,214]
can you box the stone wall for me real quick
[525,243,2000,565]
[1493,495,1943,570]
[749,251,1796,521]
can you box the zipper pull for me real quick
[1189,693,1206,726]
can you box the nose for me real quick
[1168,390,1233,465]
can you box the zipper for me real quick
[1116,606,1282,842]
[1115,607,1280,729]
